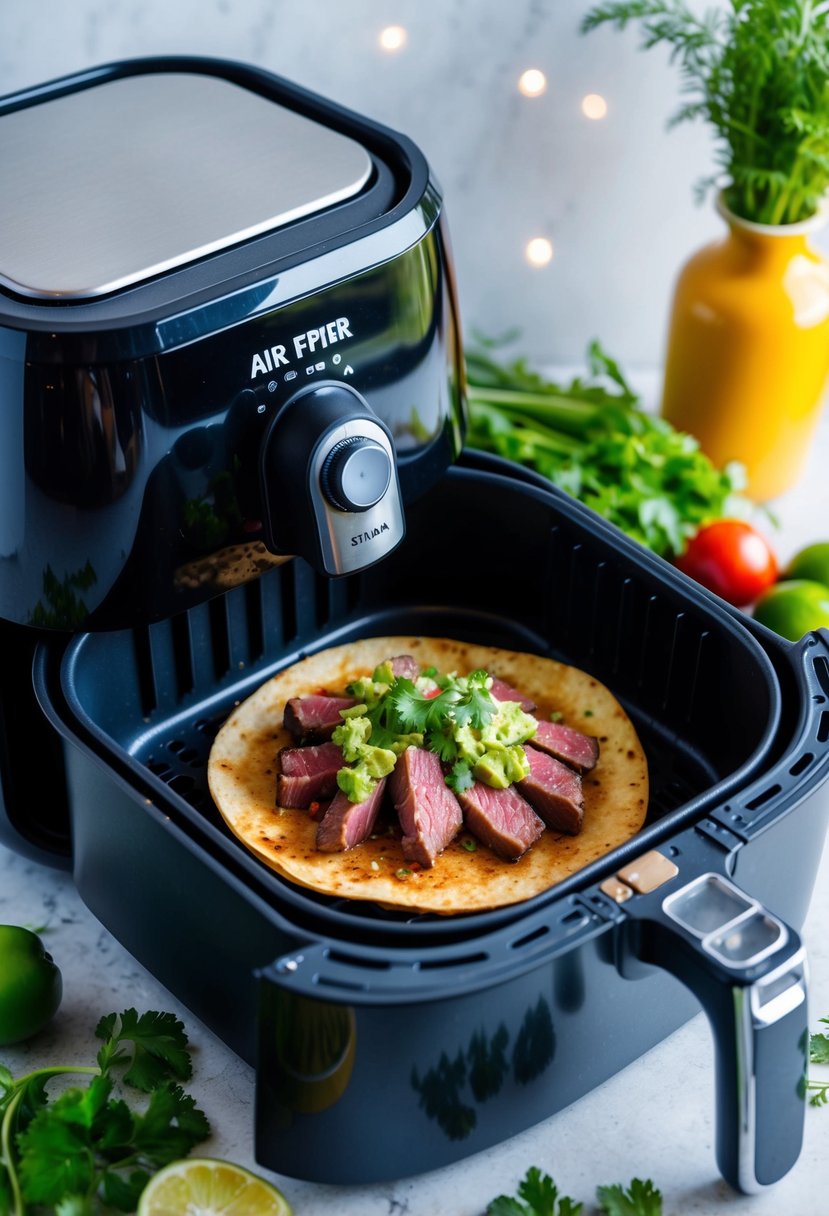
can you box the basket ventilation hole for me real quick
[744,784,782,812]
[510,925,549,951]
[326,949,391,972]
[420,950,489,972]
[790,753,814,778]
[818,711,829,745]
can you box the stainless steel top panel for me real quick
[0,72,374,300]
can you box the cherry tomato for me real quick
[675,519,778,607]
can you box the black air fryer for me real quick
[1,56,828,1199]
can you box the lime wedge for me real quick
[138,1158,292,1216]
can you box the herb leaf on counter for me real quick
[597,1176,663,1216]
[465,336,752,560]
[808,1015,829,1106]
[486,1165,583,1215]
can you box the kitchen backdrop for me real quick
[1,0,766,371]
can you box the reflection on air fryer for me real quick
[411,996,555,1140]
[269,985,556,1143]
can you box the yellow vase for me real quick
[660,194,829,502]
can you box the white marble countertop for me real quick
[2,394,829,1216]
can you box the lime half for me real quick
[138,1158,292,1216]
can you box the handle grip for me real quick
[631,871,808,1192]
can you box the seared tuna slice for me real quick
[283,694,357,742]
[387,654,421,681]
[456,782,544,861]
[489,677,537,713]
[531,718,600,774]
[518,746,584,834]
[388,747,463,868]
[316,777,388,852]
[277,741,344,808]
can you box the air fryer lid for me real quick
[0,71,373,299]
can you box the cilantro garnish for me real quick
[0,1008,209,1214]
[332,665,537,802]
[445,760,474,794]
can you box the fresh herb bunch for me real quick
[581,0,829,224]
[465,335,751,559]
[0,1009,210,1215]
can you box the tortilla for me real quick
[207,636,649,914]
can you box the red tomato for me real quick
[675,520,778,607]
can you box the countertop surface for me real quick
[2,390,828,1216]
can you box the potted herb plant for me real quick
[582,0,829,501]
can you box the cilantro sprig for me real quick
[596,1178,663,1216]
[487,1168,663,1216]
[487,1165,583,1216]
[807,1015,829,1107]
[0,1009,210,1215]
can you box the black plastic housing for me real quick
[0,57,465,630]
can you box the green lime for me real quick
[785,541,829,588]
[752,579,829,641]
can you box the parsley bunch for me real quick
[466,337,752,560]
[0,1009,210,1215]
[581,0,829,225]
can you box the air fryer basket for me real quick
[34,454,829,1191]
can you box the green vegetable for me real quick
[0,926,62,1048]
[487,1166,583,1216]
[581,0,829,225]
[596,1177,663,1216]
[0,1008,210,1215]
[466,337,750,559]
[332,664,538,802]
[807,1015,829,1106]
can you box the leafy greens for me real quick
[0,1009,210,1215]
[465,336,752,560]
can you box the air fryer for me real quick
[0,55,828,1199]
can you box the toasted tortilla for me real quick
[207,636,648,914]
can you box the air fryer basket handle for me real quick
[627,873,808,1194]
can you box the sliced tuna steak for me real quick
[316,777,388,852]
[456,782,544,860]
[283,694,357,742]
[518,746,584,834]
[387,654,421,681]
[388,747,463,867]
[531,718,600,774]
[277,741,344,808]
[489,677,537,713]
